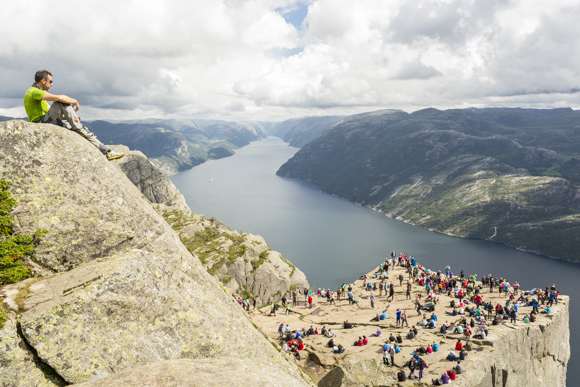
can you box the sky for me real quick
[2,0,580,122]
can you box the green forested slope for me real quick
[277,108,580,262]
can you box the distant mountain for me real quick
[88,119,270,175]
[268,115,345,147]
[277,108,580,262]
[0,116,270,175]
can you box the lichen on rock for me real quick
[0,120,312,386]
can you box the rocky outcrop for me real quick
[213,233,310,303]
[0,310,64,387]
[114,146,190,211]
[0,120,311,386]
[313,297,570,387]
[112,147,310,304]
[160,207,310,304]
[74,358,309,387]
[454,295,570,387]
[318,359,397,387]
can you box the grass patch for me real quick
[1,180,46,285]
[251,251,268,271]
[281,256,296,277]
[0,304,8,329]
[14,279,40,312]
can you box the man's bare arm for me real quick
[41,93,80,111]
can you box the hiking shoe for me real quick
[106,150,125,160]
[73,126,94,138]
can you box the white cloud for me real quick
[1,0,579,121]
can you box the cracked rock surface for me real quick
[0,120,312,386]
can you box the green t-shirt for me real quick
[23,86,48,122]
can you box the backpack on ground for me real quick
[397,371,406,381]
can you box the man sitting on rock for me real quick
[24,70,124,160]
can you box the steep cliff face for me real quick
[114,148,310,304]
[114,147,190,211]
[455,296,570,387]
[0,120,311,386]
[315,298,570,387]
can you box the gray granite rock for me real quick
[318,359,397,387]
[114,147,190,211]
[0,120,312,386]
[0,310,63,387]
[0,121,176,272]
[73,357,309,387]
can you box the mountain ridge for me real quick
[277,107,580,262]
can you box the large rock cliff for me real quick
[317,297,570,387]
[0,120,312,386]
[113,147,310,304]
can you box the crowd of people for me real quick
[250,249,560,385]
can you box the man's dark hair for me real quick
[35,70,52,83]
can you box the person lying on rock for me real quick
[24,70,124,160]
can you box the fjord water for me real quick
[171,136,579,383]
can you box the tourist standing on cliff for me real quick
[23,70,124,160]
[387,284,395,301]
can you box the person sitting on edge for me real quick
[23,70,124,161]
[363,335,368,345]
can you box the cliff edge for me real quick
[0,120,312,386]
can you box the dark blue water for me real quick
[171,136,579,383]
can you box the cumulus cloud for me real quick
[0,0,579,121]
